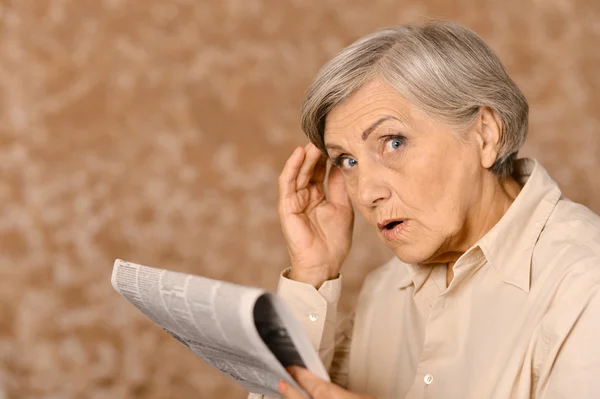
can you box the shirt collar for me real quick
[397,158,561,292]
[477,158,561,292]
[397,264,432,291]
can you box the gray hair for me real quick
[300,20,528,178]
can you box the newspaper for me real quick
[111,259,330,397]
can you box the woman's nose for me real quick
[356,170,391,208]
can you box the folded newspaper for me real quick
[111,259,330,397]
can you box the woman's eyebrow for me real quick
[324,143,345,154]
[325,114,409,152]
[361,115,403,140]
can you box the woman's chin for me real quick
[374,225,441,264]
[386,242,438,265]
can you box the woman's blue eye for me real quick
[341,158,357,169]
[385,137,404,151]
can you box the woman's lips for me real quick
[377,219,406,241]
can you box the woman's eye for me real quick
[385,137,404,152]
[341,157,357,169]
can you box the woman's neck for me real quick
[429,174,522,270]
[465,175,522,248]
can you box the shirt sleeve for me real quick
[247,268,352,399]
[328,310,354,388]
[541,289,600,398]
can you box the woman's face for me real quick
[324,79,491,265]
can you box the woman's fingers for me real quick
[296,143,326,190]
[278,143,351,219]
[287,367,327,398]
[284,367,368,399]
[279,380,306,399]
[311,152,328,186]
[279,146,306,202]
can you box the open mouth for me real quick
[377,219,405,231]
[377,219,406,241]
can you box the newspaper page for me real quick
[111,259,316,397]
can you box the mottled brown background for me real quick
[0,0,599,398]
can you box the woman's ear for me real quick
[474,107,502,169]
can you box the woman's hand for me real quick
[278,143,354,288]
[279,367,375,399]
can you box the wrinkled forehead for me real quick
[324,79,418,143]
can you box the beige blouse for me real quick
[249,159,600,399]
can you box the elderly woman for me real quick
[250,21,600,399]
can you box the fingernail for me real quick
[278,380,286,394]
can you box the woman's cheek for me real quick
[382,150,407,170]
[343,174,360,200]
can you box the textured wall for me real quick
[0,0,598,398]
